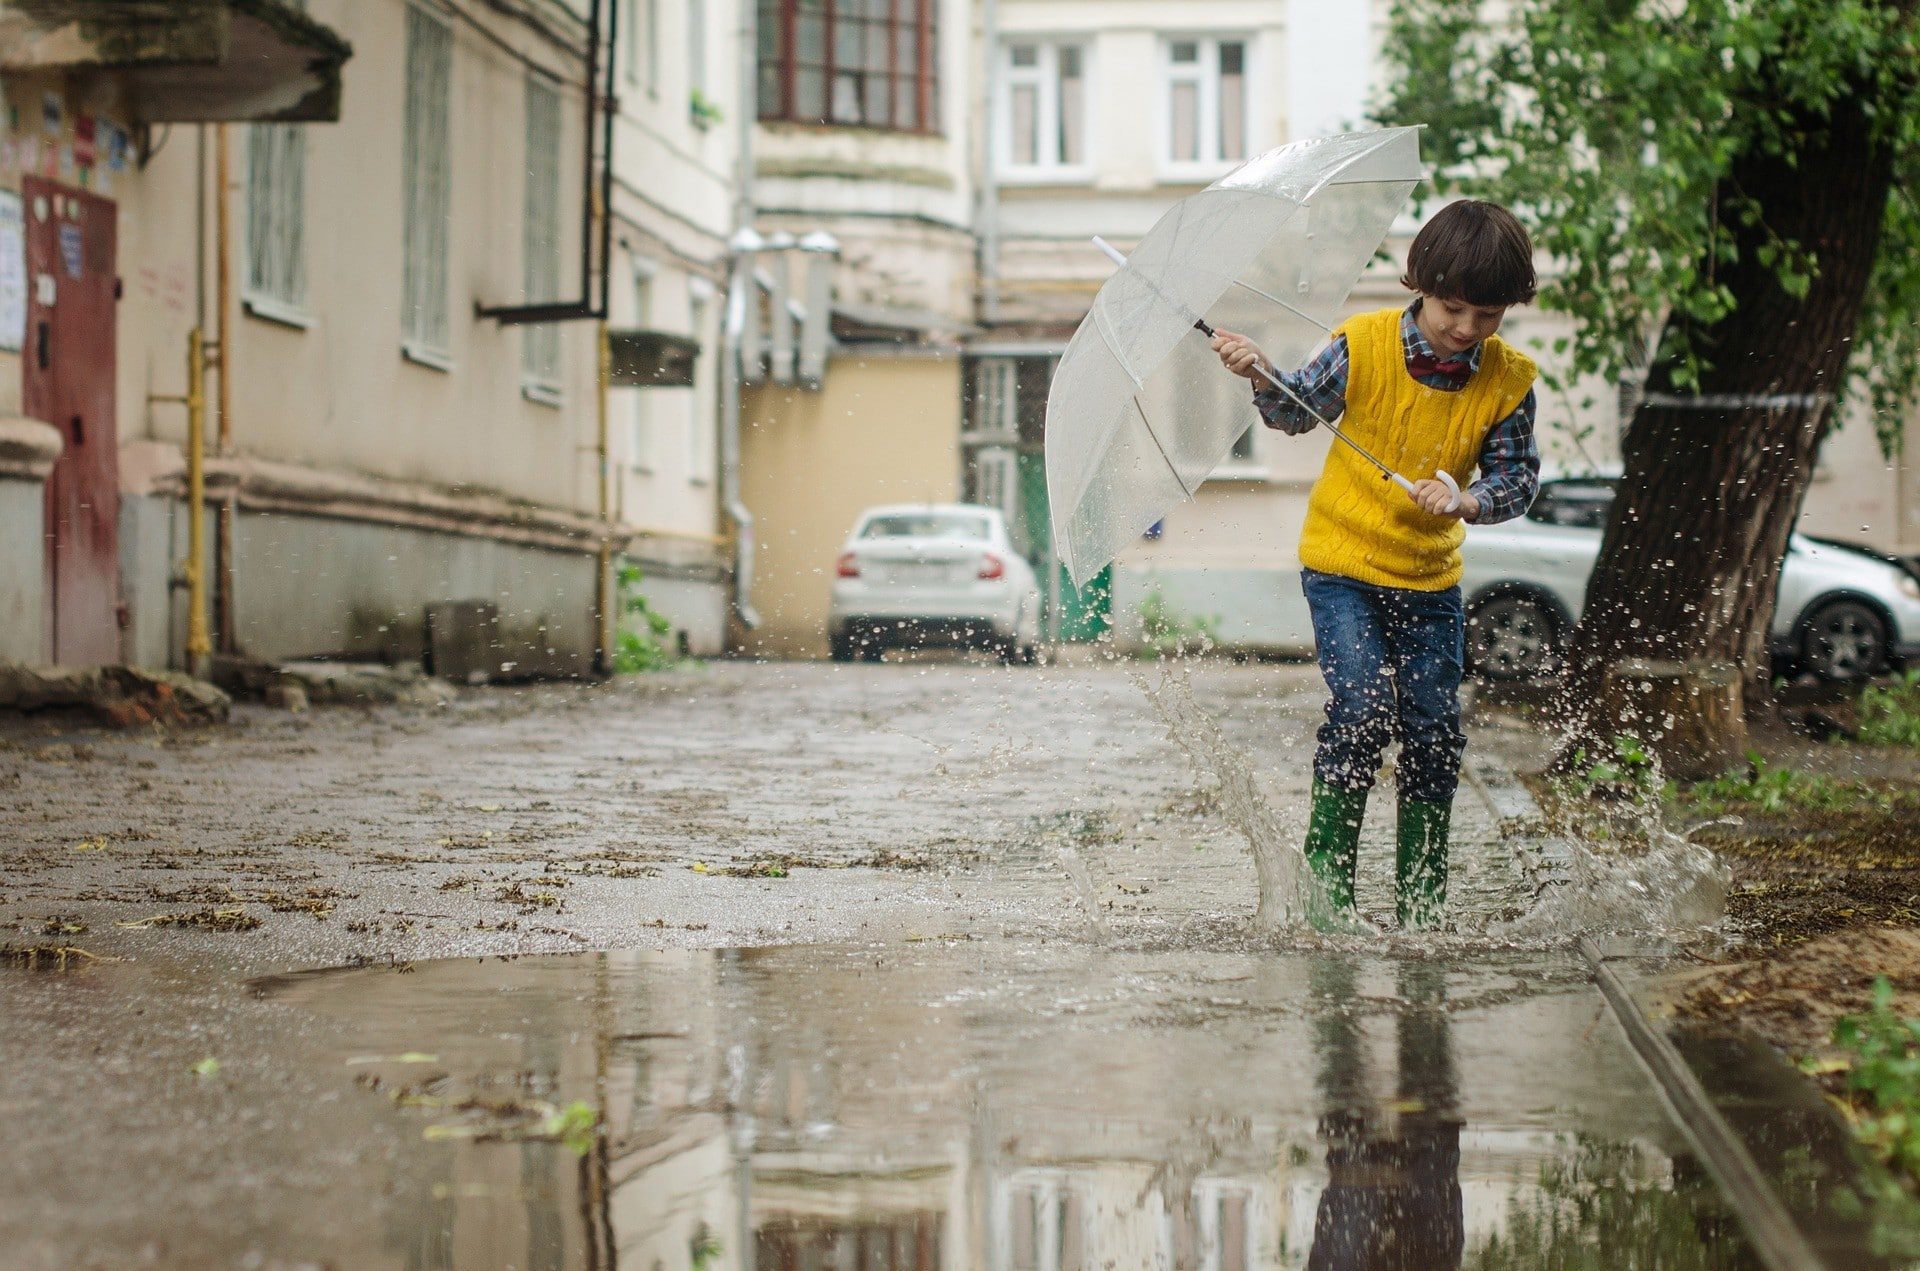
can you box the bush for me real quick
[1137,588,1221,659]
[614,563,678,674]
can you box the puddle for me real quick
[255,942,1763,1269]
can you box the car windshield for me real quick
[1527,479,1616,530]
[859,513,991,542]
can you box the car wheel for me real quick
[1467,593,1562,681]
[1800,598,1889,681]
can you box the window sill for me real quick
[522,380,565,409]
[401,341,454,373]
[243,294,314,330]
[999,167,1095,187]
[1157,161,1241,185]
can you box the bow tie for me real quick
[1407,351,1473,387]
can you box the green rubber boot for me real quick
[1303,780,1368,933]
[1397,799,1452,930]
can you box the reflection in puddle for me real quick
[256,945,1756,1269]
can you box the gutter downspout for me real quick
[721,0,760,633]
[594,321,614,674]
[213,122,237,656]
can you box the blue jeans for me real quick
[1302,569,1466,804]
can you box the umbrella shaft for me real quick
[1249,359,1398,482]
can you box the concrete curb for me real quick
[1461,744,1826,1271]
[1583,939,1826,1271]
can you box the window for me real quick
[646,0,660,95]
[1000,40,1087,175]
[1163,37,1248,172]
[689,0,708,107]
[402,5,453,363]
[758,0,939,133]
[522,76,563,400]
[860,512,991,541]
[245,123,307,321]
[687,285,714,484]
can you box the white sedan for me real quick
[1462,476,1920,681]
[828,504,1043,664]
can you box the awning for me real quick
[608,329,701,389]
[0,0,352,123]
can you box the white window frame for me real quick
[624,0,641,84]
[645,0,661,98]
[688,0,709,115]
[997,38,1092,183]
[522,75,564,406]
[1158,34,1252,181]
[628,264,656,473]
[687,279,715,485]
[244,123,310,327]
[402,3,454,368]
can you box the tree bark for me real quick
[1553,89,1896,770]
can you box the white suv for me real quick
[1461,476,1920,681]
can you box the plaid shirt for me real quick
[1251,301,1540,525]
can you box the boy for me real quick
[1210,199,1540,931]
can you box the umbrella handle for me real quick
[1391,470,1463,514]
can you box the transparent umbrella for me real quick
[1045,127,1427,587]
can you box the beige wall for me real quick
[216,0,597,511]
[740,354,963,657]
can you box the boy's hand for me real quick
[1409,479,1480,522]
[1210,330,1269,382]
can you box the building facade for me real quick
[0,0,739,677]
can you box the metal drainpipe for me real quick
[720,253,760,632]
[184,330,210,675]
[213,123,237,657]
[722,0,761,632]
[595,321,614,675]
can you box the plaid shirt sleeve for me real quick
[1250,335,1348,435]
[1464,387,1540,524]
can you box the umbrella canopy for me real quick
[1045,127,1425,587]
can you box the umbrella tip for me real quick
[1091,237,1129,269]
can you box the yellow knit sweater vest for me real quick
[1297,308,1536,591]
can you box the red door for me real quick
[24,178,119,666]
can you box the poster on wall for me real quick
[0,190,22,353]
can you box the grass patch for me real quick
[1670,754,1917,820]
[1860,672,1920,748]
[1808,978,1920,1257]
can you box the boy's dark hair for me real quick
[1400,200,1537,307]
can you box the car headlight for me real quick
[1901,573,1920,604]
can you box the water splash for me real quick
[1133,661,1309,933]
[1054,835,1113,945]
[1493,820,1730,941]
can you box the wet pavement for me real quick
[0,659,1808,1266]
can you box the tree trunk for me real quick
[1553,90,1896,772]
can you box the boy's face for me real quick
[1417,294,1510,357]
